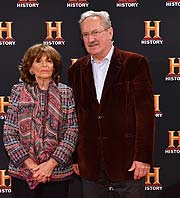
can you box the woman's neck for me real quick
[36,78,51,90]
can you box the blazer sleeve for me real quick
[132,56,155,165]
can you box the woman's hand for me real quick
[32,158,58,183]
[24,158,39,172]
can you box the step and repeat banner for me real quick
[0,0,180,197]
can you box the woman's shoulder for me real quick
[10,82,25,93]
[57,83,73,98]
[58,83,72,92]
[12,82,25,89]
[8,83,25,104]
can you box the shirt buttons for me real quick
[97,115,104,119]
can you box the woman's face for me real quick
[30,53,54,81]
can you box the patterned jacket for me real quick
[3,81,78,189]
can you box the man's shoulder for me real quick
[113,48,149,73]
[115,47,145,60]
[69,54,90,71]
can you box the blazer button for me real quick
[97,115,104,119]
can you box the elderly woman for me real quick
[3,44,78,198]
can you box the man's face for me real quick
[81,16,113,61]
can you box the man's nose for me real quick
[87,34,96,42]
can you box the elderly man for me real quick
[69,10,155,198]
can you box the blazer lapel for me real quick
[101,48,124,101]
[80,48,124,104]
[81,56,97,102]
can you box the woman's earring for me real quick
[29,70,34,75]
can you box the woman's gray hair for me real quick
[79,10,112,29]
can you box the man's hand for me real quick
[128,161,150,180]
[73,164,80,175]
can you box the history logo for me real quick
[145,167,162,191]
[166,0,180,7]
[165,58,180,81]
[67,0,89,8]
[43,21,65,46]
[0,96,9,119]
[165,131,180,154]
[154,94,163,118]
[141,21,163,45]
[0,22,16,46]
[17,0,39,8]
[0,170,11,194]
[116,0,139,8]
[71,59,78,65]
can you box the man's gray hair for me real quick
[79,10,112,29]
